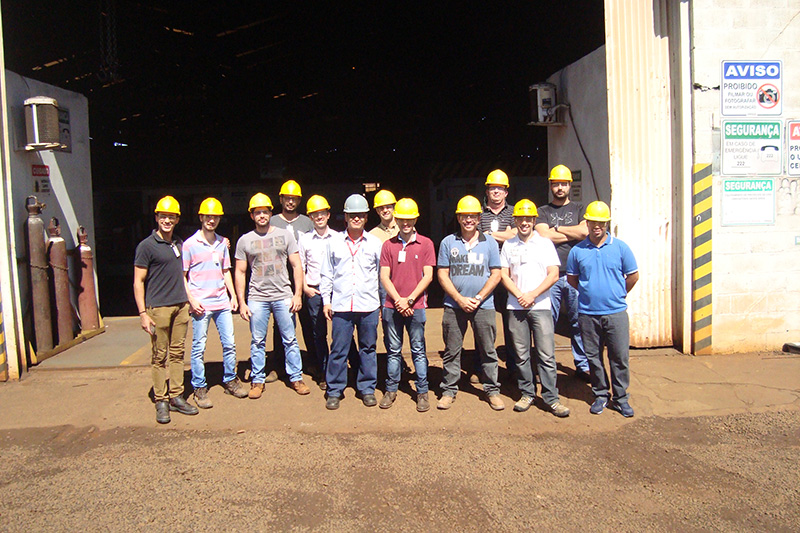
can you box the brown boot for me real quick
[248,382,265,399]
[291,380,311,395]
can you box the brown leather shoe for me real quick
[291,380,310,395]
[416,392,430,412]
[437,394,456,410]
[248,382,265,399]
[379,391,397,409]
[488,394,505,411]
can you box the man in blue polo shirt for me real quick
[567,201,639,417]
[437,195,504,411]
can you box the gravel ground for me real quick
[1,410,798,532]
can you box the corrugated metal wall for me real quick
[604,0,676,346]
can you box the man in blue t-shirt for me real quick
[567,201,639,417]
[437,195,504,411]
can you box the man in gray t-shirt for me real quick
[234,193,310,398]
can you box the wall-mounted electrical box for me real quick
[528,83,564,126]
[24,96,63,151]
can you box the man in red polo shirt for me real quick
[378,198,436,412]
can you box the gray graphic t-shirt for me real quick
[536,202,586,274]
[235,227,298,302]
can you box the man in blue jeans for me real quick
[234,193,311,399]
[183,197,248,408]
[298,194,339,389]
[535,165,591,381]
[437,195,504,411]
[567,201,639,417]
[321,194,383,410]
[378,198,435,412]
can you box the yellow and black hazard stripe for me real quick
[692,163,712,355]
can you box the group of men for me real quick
[134,167,638,424]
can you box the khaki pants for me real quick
[147,303,190,401]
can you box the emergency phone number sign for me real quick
[721,120,782,176]
[721,60,782,116]
[788,121,800,177]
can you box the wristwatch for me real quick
[407,297,415,306]
[475,294,483,302]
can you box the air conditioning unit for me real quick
[24,96,62,151]
[528,83,564,126]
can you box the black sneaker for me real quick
[169,395,199,415]
[155,401,170,424]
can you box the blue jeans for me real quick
[248,299,303,383]
[507,308,559,404]
[326,310,379,398]
[550,275,589,372]
[383,307,428,394]
[441,307,500,396]
[578,311,630,402]
[305,291,329,376]
[190,308,237,389]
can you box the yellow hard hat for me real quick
[373,190,397,208]
[485,169,509,187]
[249,192,273,212]
[154,195,181,215]
[549,164,573,182]
[512,199,538,217]
[279,179,302,197]
[455,195,482,214]
[306,194,331,213]
[393,198,419,219]
[198,197,224,216]
[584,201,611,222]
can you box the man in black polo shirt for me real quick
[478,169,516,378]
[134,195,199,424]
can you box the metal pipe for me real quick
[26,195,53,353]
[76,226,100,331]
[47,218,74,345]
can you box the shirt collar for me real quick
[454,231,486,243]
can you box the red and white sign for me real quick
[788,121,800,176]
[32,164,49,177]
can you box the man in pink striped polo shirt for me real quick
[183,197,247,408]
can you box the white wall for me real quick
[691,1,800,351]
[4,72,95,341]
[547,46,610,204]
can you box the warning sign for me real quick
[721,120,783,176]
[788,121,800,177]
[721,60,782,116]
[721,179,775,226]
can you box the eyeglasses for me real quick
[157,214,178,221]
[458,214,479,220]
[347,213,368,219]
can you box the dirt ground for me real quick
[1,357,798,532]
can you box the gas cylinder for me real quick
[26,196,53,353]
[47,218,74,345]
[76,226,100,331]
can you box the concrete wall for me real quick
[546,46,610,204]
[691,1,800,351]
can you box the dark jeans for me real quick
[326,310,379,398]
[305,290,329,377]
[441,307,500,396]
[578,311,630,402]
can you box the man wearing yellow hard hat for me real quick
[234,193,310,399]
[134,195,198,423]
[182,198,248,408]
[535,164,591,381]
[297,195,339,389]
[437,195,504,411]
[567,201,639,418]
[271,179,313,240]
[499,200,569,417]
[378,198,436,412]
